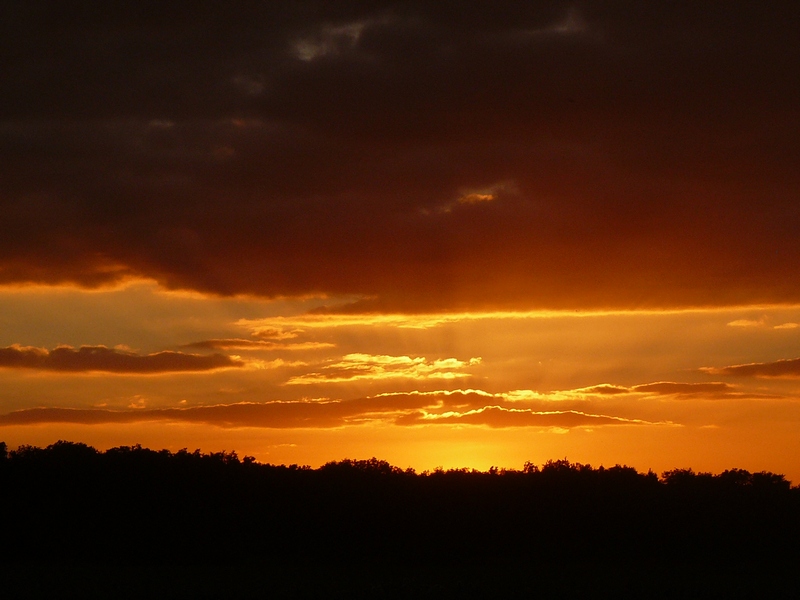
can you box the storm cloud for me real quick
[2,2,799,310]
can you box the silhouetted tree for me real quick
[1,442,798,580]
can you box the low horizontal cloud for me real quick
[0,376,777,430]
[0,344,243,374]
[727,319,765,328]
[0,394,440,429]
[238,313,486,332]
[726,319,800,331]
[0,400,655,430]
[183,338,334,351]
[396,406,656,428]
[575,384,630,395]
[507,381,758,402]
[286,353,481,385]
[622,381,775,400]
[0,385,681,430]
[702,358,800,379]
[631,382,734,396]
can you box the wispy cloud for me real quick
[239,311,618,333]
[727,318,765,328]
[701,358,800,379]
[725,319,800,331]
[183,338,334,351]
[631,382,735,396]
[572,384,630,395]
[396,406,659,428]
[251,327,304,340]
[286,353,481,384]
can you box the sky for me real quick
[2,1,800,478]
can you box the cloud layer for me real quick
[1,382,736,430]
[703,358,800,379]
[286,353,481,384]
[184,339,334,351]
[0,345,242,374]
[2,2,799,310]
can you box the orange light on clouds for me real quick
[285,354,482,384]
[3,4,800,503]
[2,283,800,481]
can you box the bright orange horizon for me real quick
[1,282,799,481]
[2,4,799,481]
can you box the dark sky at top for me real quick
[3,1,799,311]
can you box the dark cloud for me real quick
[0,345,242,373]
[0,393,441,428]
[0,390,657,430]
[2,2,799,310]
[703,358,800,379]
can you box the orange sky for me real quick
[1,282,799,479]
[2,3,799,479]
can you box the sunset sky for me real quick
[2,2,800,479]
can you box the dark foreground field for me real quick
[2,441,799,598]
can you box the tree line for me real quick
[2,441,799,596]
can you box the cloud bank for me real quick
[1,382,735,430]
[2,2,799,310]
